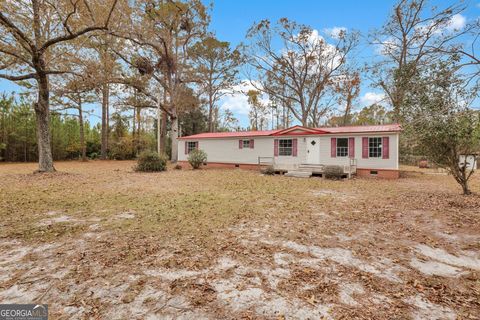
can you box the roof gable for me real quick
[272,125,328,136]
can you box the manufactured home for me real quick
[178,124,401,178]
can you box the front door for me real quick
[306,137,320,164]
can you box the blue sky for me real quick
[0,0,479,127]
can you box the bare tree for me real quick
[0,0,119,172]
[369,0,473,121]
[242,18,358,127]
[190,36,240,132]
[111,0,208,161]
[334,71,361,125]
[246,90,269,130]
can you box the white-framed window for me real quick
[336,138,349,157]
[369,137,382,158]
[242,140,250,148]
[187,141,197,153]
[279,139,293,156]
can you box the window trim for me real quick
[336,138,349,157]
[278,139,293,156]
[368,137,382,158]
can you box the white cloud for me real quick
[323,27,347,39]
[360,92,386,106]
[446,14,466,32]
[219,81,270,116]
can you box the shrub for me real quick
[188,149,207,169]
[109,137,135,160]
[261,165,275,175]
[174,164,182,170]
[135,151,167,172]
[323,165,344,180]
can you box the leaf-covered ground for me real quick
[0,161,479,319]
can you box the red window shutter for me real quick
[239,140,243,149]
[331,138,337,158]
[250,139,254,149]
[348,137,355,158]
[382,137,389,159]
[274,139,279,156]
[362,137,369,159]
[292,139,298,157]
[185,141,188,154]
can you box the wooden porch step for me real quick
[298,164,325,173]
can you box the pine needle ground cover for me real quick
[0,161,479,319]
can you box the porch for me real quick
[258,157,358,178]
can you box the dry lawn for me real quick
[0,160,479,319]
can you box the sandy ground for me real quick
[0,160,479,319]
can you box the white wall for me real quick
[318,133,399,170]
[178,133,399,170]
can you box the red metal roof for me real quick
[318,124,402,134]
[179,124,401,139]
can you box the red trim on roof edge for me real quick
[178,124,401,140]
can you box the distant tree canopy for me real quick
[0,0,478,184]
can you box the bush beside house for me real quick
[188,149,207,169]
[135,151,167,172]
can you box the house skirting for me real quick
[178,161,400,179]
[356,168,400,179]
[177,161,261,170]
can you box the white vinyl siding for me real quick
[178,133,399,171]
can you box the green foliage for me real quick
[135,151,167,172]
[188,149,207,169]
[327,104,394,126]
[109,137,135,160]
[180,109,208,136]
[403,61,480,194]
[323,165,344,180]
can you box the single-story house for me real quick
[178,124,401,178]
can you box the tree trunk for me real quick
[101,83,109,159]
[78,103,87,162]
[159,110,167,154]
[462,182,471,195]
[157,101,162,155]
[170,108,178,163]
[301,114,308,127]
[35,74,55,172]
[208,97,213,132]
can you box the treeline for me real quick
[0,0,479,193]
[0,94,157,162]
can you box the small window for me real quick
[279,139,293,156]
[336,138,348,157]
[369,137,382,158]
[242,140,250,148]
[187,141,197,153]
